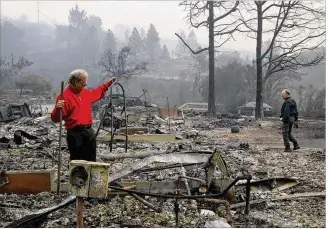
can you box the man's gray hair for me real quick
[68,69,88,85]
[282,89,290,96]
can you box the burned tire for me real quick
[231,126,240,133]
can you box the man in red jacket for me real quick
[51,69,116,161]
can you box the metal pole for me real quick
[109,82,127,152]
[244,176,252,227]
[37,2,39,24]
[125,114,128,153]
[167,97,170,132]
[57,81,64,196]
[124,89,127,153]
[110,87,113,152]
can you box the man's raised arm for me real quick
[90,77,116,103]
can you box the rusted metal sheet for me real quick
[0,169,54,195]
[117,179,234,196]
[159,107,178,118]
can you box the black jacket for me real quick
[280,97,298,123]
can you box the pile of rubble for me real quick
[0,102,326,228]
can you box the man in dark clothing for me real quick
[51,69,116,161]
[280,89,300,152]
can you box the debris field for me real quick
[0,104,325,228]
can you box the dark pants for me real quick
[66,125,96,161]
[282,122,298,148]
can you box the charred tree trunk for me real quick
[208,1,216,116]
[255,2,264,120]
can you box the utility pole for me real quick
[37,1,40,24]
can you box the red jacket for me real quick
[50,81,112,130]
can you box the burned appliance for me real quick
[0,103,32,122]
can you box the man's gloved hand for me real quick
[294,121,298,128]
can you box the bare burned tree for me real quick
[264,71,300,102]
[0,54,33,82]
[177,1,241,116]
[98,46,147,82]
[0,54,33,92]
[239,1,325,120]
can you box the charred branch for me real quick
[213,1,240,23]
[175,33,209,54]
[239,1,325,81]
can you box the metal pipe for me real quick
[135,162,203,172]
[110,87,114,152]
[57,81,64,196]
[220,176,247,197]
[174,199,179,227]
[167,97,170,132]
[113,82,127,153]
[125,114,128,153]
[180,164,191,196]
[178,175,206,185]
[95,82,127,153]
[112,182,161,213]
[144,90,147,106]
[130,193,162,213]
[95,101,111,138]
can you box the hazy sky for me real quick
[1,1,256,52]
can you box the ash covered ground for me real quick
[0,110,325,228]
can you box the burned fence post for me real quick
[76,197,84,228]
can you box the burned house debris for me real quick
[0,103,32,122]
[0,0,326,227]
[0,88,325,228]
